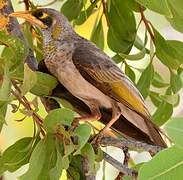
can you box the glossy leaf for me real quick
[154,29,182,69]
[120,48,146,61]
[0,64,11,101]
[152,72,169,88]
[139,146,183,180]
[74,0,99,25]
[136,0,172,17]
[43,108,75,133]
[165,117,183,148]
[21,64,37,95]
[125,65,136,82]
[160,94,179,106]
[0,137,32,175]
[90,18,104,49]
[0,102,8,132]
[74,124,91,155]
[152,101,173,126]
[149,91,162,107]
[170,71,183,93]
[20,135,55,180]
[30,72,58,96]
[137,63,154,98]
[167,3,183,33]
[81,143,95,173]
[107,0,136,53]
[61,0,83,21]
[0,31,28,69]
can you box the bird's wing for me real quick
[72,43,149,118]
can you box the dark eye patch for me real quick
[32,10,53,27]
[32,10,43,19]
[41,16,53,27]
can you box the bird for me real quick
[10,8,167,147]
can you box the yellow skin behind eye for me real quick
[39,12,48,19]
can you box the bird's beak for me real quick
[9,11,46,29]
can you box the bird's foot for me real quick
[69,114,101,132]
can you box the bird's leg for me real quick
[69,102,101,132]
[100,101,121,134]
[75,101,102,121]
[92,101,121,144]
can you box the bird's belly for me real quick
[51,60,111,109]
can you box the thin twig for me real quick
[103,152,138,178]
[11,81,45,136]
[139,5,154,42]
[99,136,164,156]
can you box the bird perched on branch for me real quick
[10,8,167,147]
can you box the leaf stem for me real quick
[139,5,155,43]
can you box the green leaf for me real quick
[165,117,183,148]
[152,72,169,88]
[22,23,34,50]
[90,18,104,49]
[137,63,154,98]
[107,0,136,53]
[120,48,146,61]
[30,71,58,96]
[152,101,173,126]
[0,102,8,132]
[167,3,183,33]
[49,145,63,180]
[154,28,182,69]
[0,31,28,69]
[125,65,136,82]
[21,64,37,95]
[149,91,162,107]
[134,35,150,54]
[0,137,32,175]
[81,143,95,173]
[0,64,11,101]
[168,0,183,18]
[74,0,99,25]
[61,0,83,21]
[167,40,183,64]
[136,0,172,17]
[20,135,55,180]
[160,94,179,106]
[74,124,91,155]
[126,0,141,12]
[139,146,183,180]
[170,71,183,93]
[112,54,124,63]
[43,108,75,133]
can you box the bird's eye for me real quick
[37,11,43,17]
[39,12,48,19]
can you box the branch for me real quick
[103,152,138,178]
[82,156,96,180]
[99,136,164,156]
[139,5,155,42]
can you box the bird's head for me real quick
[10,8,74,41]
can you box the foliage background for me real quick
[0,0,183,179]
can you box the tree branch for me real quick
[103,152,138,178]
[82,156,96,180]
[99,136,164,156]
[139,5,155,42]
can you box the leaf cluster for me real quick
[0,0,183,179]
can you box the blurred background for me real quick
[0,0,183,179]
